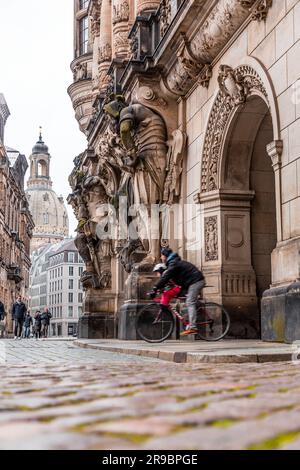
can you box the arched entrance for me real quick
[221,96,276,336]
[199,64,281,339]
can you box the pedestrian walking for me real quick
[24,311,33,338]
[0,300,7,339]
[12,296,27,340]
[40,307,52,338]
[33,311,42,339]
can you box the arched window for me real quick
[37,160,47,177]
[43,213,49,225]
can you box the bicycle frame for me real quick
[153,296,213,328]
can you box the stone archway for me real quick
[198,64,281,339]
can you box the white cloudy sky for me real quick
[0,0,87,234]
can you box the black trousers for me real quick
[14,320,24,338]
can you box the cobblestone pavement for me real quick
[1,339,300,450]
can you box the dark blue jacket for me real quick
[155,254,204,291]
[12,302,27,321]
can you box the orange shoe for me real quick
[180,328,198,336]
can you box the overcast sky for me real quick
[0,0,87,234]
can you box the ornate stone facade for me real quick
[68,0,300,343]
[0,94,34,331]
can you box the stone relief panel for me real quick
[201,65,268,193]
[205,216,218,262]
[225,214,249,263]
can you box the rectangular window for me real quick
[80,0,89,9]
[68,293,73,303]
[69,279,74,290]
[79,16,89,55]
[69,266,74,276]
[78,293,83,303]
[68,306,73,318]
[79,266,83,276]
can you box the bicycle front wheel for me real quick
[136,304,175,343]
[196,302,230,341]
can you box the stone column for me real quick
[112,0,131,59]
[262,139,300,343]
[267,140,283,243]
[198,190,259,339]
[98,0,112,93]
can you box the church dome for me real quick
[32,127,49,155]
[26,129,69,253]
[26,188,69,239]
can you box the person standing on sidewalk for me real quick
[151,248,206,336]
[40,307,52,338]
[33,311,42,339]
[12,296,27,340]
[24,311,33,338]
[0,300,7,338]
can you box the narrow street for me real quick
[1,339,300,450]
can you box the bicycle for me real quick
[136,288,231,343]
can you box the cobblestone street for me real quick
[1,339,300,450]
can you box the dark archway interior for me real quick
[223,95,276,310]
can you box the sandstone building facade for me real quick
[0,94,34,331]
[26,131,70,253]
[68,0,300,343]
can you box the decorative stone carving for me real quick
[166,40,203,95]
[159,0,172,37]
[73,62,88,81]
[104,95,168,265]
[114,31,129,56]
[201,65,268,193]
[251,0,272,21]
[238,0,273,22]
[113,0,129,24]
[218,65,249,105]
[130,36,139,60]
[135,86,168,109]
[112,0,131,58]
[163,129,186,205]
[99,44,112,63]
[164,0,257,95]
[136,0,160,15]
[205,216,218,262]
[198,64,212,88]
[98,0,113,92]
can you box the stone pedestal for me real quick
[262,282,300,343]
[78,288,116,339]
[262,238,300,343]
[118,263,156,340]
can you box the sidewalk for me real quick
[74,339,299,364]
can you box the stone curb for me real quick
[73,340,295,364]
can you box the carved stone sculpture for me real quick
[104,96,168,265]
[205,216,218,262]
[163,129,186,205]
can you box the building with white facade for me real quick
[29,239,84,337]
[48,239,84,337]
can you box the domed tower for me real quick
[26,129,69,253]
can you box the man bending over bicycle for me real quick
[150,248,206,336]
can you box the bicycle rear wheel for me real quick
[136,304,175,343]
[196,302,230,341]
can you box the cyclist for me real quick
[150,248,206,336]
[152,263,181,309]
